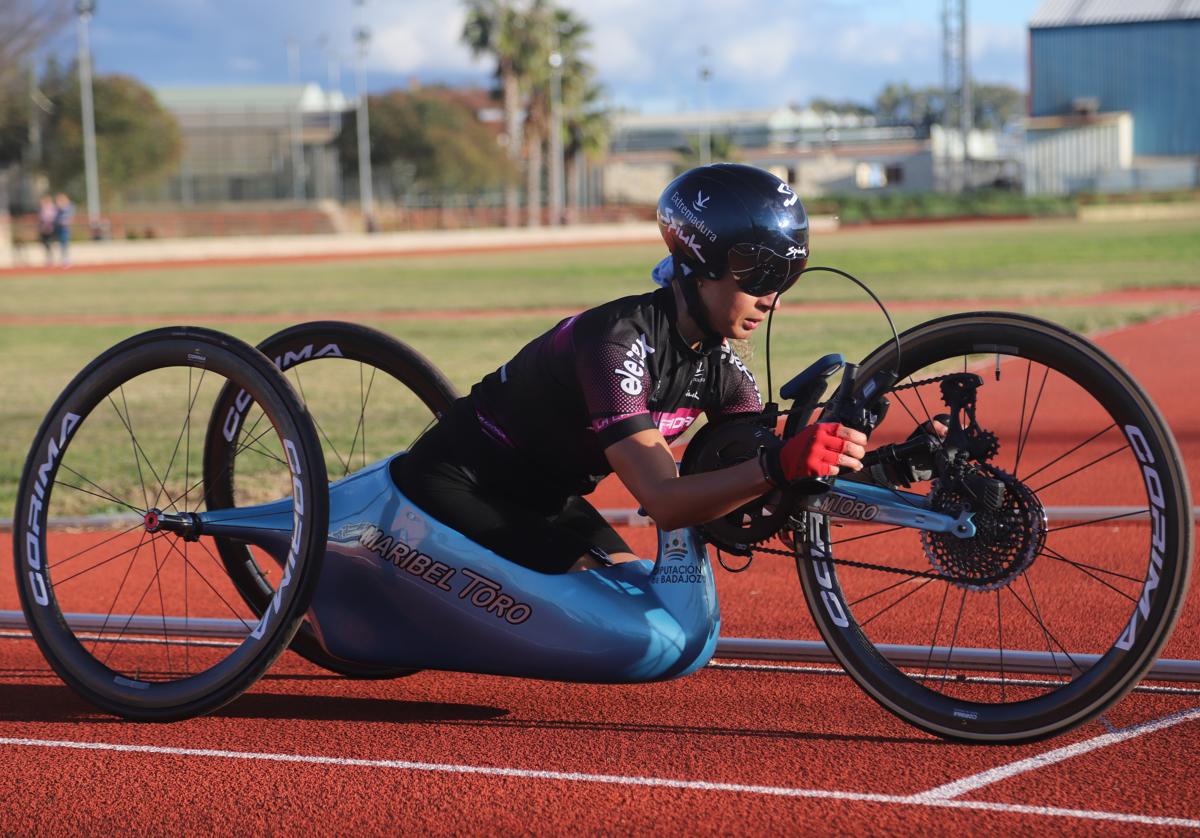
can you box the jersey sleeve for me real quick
[709,341,764,419]
[570,312,658,447]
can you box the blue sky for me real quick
[49,0,1044,112]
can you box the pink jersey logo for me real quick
[653,407,703,436]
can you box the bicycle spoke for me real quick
[859,577,935,627]
[1047,507,1149,535]
[922,583,950,680]
[997,590,1006,702]
[46,522,145,572]
[940,587,968,683]
[1006,580,1086,676]
[1021,423,1117,484]
[118,386,151,512]
[1014,365,1050,478]
[1013,360,1032,476]
[345,364,378,476]
[1023,572,1065,682]
[162,538,255,630]
[290,366,351,476]
[90,530,150,659]
[1039,546,1138,601]
[56,463,142,514]
[1030,446,1125,494]
[52,532,163,586]
[149,536,173,675]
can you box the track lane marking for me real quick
[0,736,1196,828]
[913,706,1200,802]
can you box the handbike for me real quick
[13,311,1192,743]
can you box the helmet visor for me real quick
[727,242,808,296]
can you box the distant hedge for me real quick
[805,190,1078,224]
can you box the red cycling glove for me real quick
[760,422,846,488]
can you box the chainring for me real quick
[679,417,798,555]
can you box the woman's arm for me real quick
[605,424,866,532]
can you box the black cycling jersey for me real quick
[469,285,763,496]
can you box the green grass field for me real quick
[1,216,1197,516]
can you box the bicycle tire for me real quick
[204,321,458,679]
[14,326,328,720]
[796,312,1192,743]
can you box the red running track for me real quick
[1,309,1198,833]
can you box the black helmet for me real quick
[657,163,810,296]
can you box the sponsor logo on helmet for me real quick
[786,244,808,259]
[667,192,718,244]
[613,333,655,395]
[692,190,710,212]
[777,181,800,208]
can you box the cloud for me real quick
[364,3,479,76]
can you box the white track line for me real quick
[0,737,1195,828]
[913,706,1200,802]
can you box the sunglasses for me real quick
[727,242,808,296]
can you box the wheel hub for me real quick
[921,464,1047,591]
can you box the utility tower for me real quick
[941,0,972,192]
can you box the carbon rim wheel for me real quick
[14,327,328,720]
[796,312,1192,743]
[204,321,458,678]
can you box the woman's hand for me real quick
[762,422,868,487]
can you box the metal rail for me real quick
[2,610,1196,683]
[3,506,1199,532]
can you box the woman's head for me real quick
[656,164,809,341]
[656,163,809,295]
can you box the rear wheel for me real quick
[14,327,328,720]
[204,321,458,678]
[796,312,1192,743]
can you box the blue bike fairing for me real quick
[201,456,721,684]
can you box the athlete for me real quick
[397,163,868,573]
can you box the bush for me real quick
[808,190,1077,224]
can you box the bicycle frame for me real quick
[191,456,972,684]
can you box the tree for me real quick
[874,82,945,128]
[462,0,542,226]
[43,72,181,204]
[520,2,595,226]
[874,80,1023,131]
[463,0,604,227]
[562,77,607,221]
[972,84,1023,130]
[676,134,738,173]
[0,0,70,92]
[808,98,872,117]
[336,88,516,195]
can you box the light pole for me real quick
[699,47,712,166]
[287,39,306,201]
[76,0,102,238]
[353,14,375,232]
[548,50,564,226]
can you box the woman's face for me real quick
[698,273,781,340]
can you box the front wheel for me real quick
[796,312,1192,743]
[14,327,328,720]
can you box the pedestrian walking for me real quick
[37,195,57,266]
[54,193,75,267]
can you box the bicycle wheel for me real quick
[204,321,458,678]
[14,327,328,720]
[796,312,1192,743]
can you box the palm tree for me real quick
[522,3,592,226]
[462,0,527,227]
[562,77,607,223]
